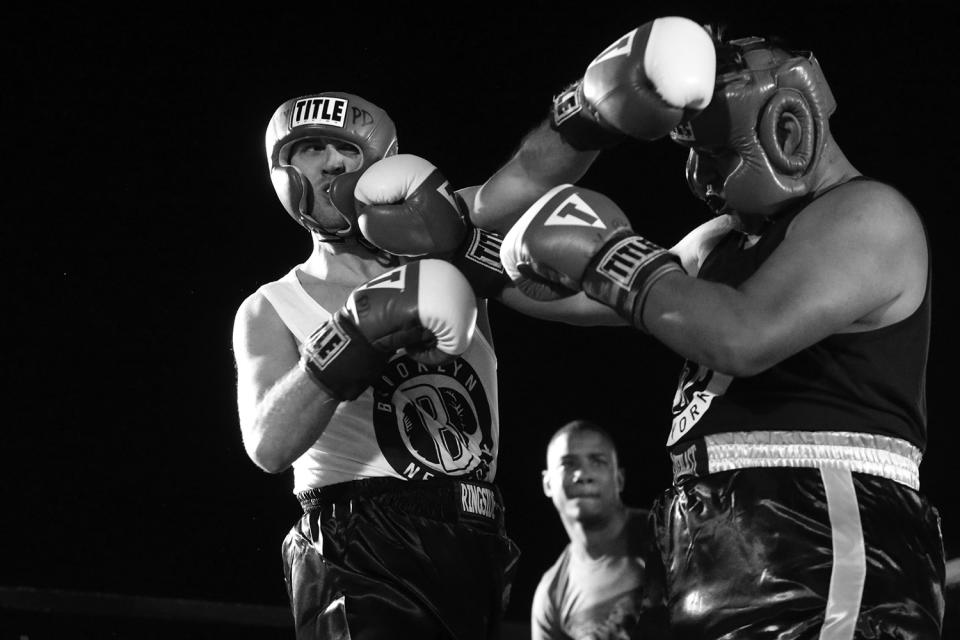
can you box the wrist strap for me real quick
[549,80,624,151]
[300,310,389,401]
[581,234,685,331]
[451,227,510,299]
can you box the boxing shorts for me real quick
[638,431,945,639]
[282,477,520,640]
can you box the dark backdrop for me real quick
[7,0,959,632]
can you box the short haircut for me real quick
[546,419,620,460]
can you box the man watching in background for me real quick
[533,419,650,639]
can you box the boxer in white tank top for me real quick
[233,92,623,639]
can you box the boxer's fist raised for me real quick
[353,154,468,257]
[300,259,477,400]
[585,16,716,140]
[501,185,635,300]
[552,16,716,149]
[501,185,684,325]
[350,154,511,298]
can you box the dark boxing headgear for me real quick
[670,36,836,215]
[265,92,398,237]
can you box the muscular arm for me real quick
[472,121,600,234]
[232,292,341,473]
[642,183,928,376]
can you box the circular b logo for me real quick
[372,354,495,481]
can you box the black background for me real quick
[7,0,960,632]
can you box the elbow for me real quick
[243,433,292,475]
[250,450,292,475]
[698,326,774,378]
[253,454,291,475]
[712,354,767,379]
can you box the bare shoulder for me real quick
[232,289,294,359]
[792,179,924,244]
[234,289,280,332]
[784,178,928,327]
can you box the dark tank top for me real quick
[669,180,931,451]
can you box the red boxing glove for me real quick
[352,153,511,298]
[552,16,716,149]
[328,171,363,225]
[499,185,633,299]
[353,154,468,257]
[550,79,626,151]
[500,184,684,328]
[300,259,477,400]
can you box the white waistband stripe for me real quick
[702,431,921,490]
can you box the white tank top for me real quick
[258,265,500,493]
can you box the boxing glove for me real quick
[551,16,716,149]
[351,154,512,298]
[501,184,684,327]
[328,170,364,226]
[550,79,627,151]
[353,154,469,257]
[300,259,477,400]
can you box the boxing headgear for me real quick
[670,36,836,215]
[265,92,398,238]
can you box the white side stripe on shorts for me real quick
[819,466,866,640]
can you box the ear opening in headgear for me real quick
[759,89,815,175]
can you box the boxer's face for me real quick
[687,146,741,215]
[543,430,624,528]
[290,138,363,230]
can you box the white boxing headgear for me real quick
[265,92,398,237]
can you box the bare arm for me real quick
[472,121,600,234]
[642,183,928,376]
[232,292,341,473]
